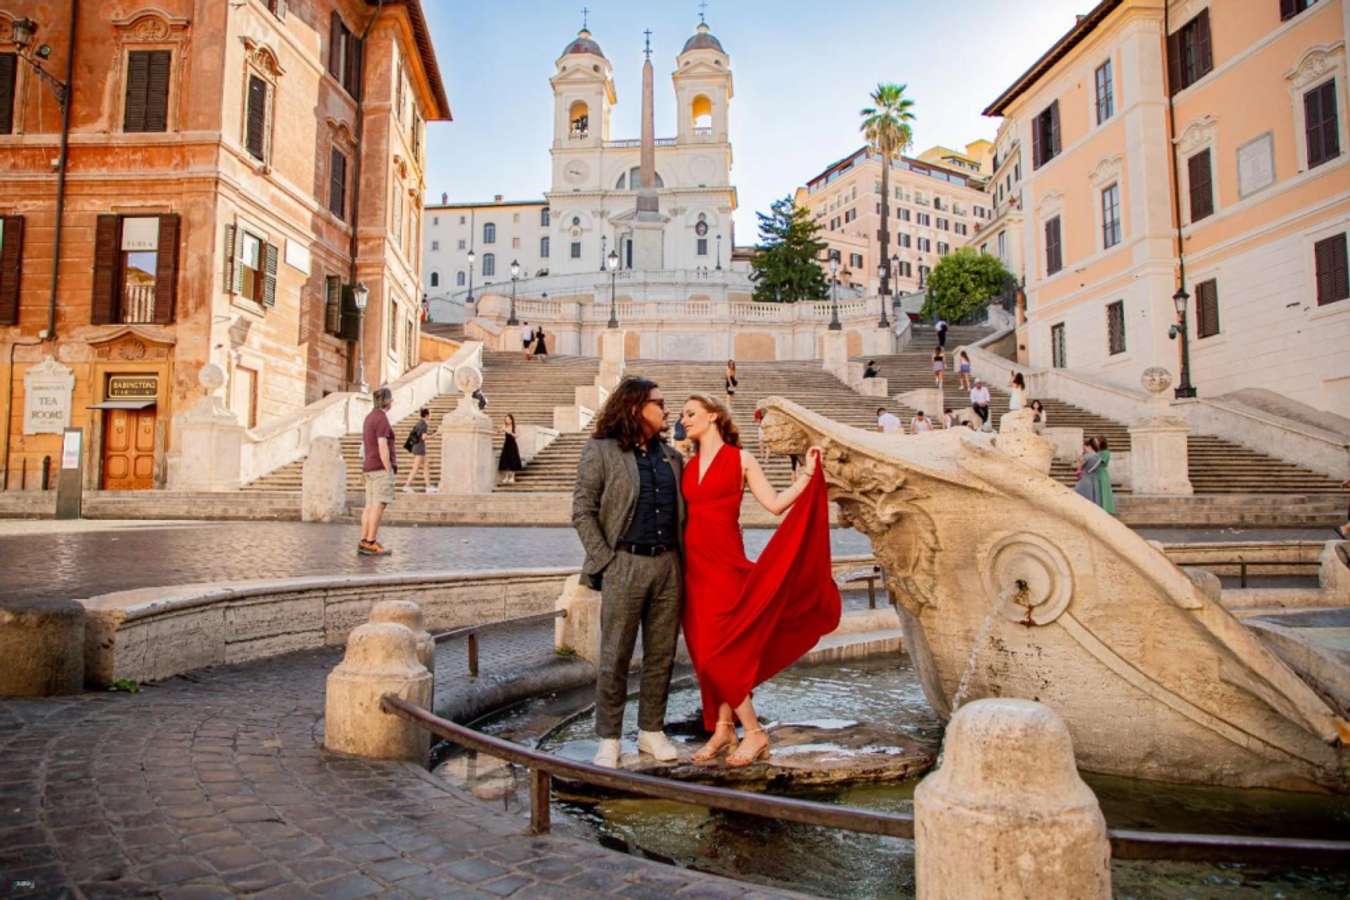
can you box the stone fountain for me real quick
[759,397,1350,793]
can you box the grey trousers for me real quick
[595,549,682,739]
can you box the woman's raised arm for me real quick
[743,448,818,516]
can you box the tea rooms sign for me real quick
[23,356,75,435]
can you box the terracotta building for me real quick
[984,0,1349,414]
[0,0,449,491]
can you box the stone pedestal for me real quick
[574,384,609,412]
[994,408,1054,475]
[324,622,432,761]
[301,436,347,522]
[597,329,627,391]
[555,574,602,665]
[914,699,1111,899]
[821,330,849,382]
[1129,367,1193,495]
[632,220,666,270]
[369,600,435,677]
[898,388,943,420]
[440,365,496,494]
[169,364,244,492]
[0,601,86,696]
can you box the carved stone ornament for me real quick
[1285,41,1345,90]
[112,9,191,43]
[1140,366,1172,396]
[1174,115,1217,156]
[1088,154,1124,187]
[241,37,285,79]
[980,532,1075,626]
[1036,190,1064,218]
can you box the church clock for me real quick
[564,160,589,185]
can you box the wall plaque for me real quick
[1237,132,1275,199]
[23,356,75,435]
[107,374,159,399]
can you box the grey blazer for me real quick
[571,437,686,584]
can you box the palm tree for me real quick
[861,83,916,301]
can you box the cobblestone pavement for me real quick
[0,634,806,899]
[0,522,873,605]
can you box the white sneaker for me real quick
[592,738,621,768]
[426,486,438,495]
[401,485,414,493]
[637,730,679,763]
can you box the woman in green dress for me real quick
[1093,436,1117,516]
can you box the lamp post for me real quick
[507,259,520,325]
[9,18,69,109]
[353,281,370,393]
[715,234,722,270]
[601,234,607,272]
[891,252,901,324]
[1171,288,1197,399]
[465,249,476,312]
[828,254,841,331]
[876,261,890,328]
[606,249,620,328]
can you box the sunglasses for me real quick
[646,398,666,410]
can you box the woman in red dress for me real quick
[678,394,841,767]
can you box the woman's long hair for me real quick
[1012,372,1026,390]
[591,377,659,450]
[686,393,740,452]
[505,413,516,433]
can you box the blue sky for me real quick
[419,1,1092,242]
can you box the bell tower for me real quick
[673,19,732,145]
[549,24,615,152]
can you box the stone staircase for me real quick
[871,326,1345,495]
[245,354,598,491]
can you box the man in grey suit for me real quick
[572,377,684,768]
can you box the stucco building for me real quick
[796,145,993,295]
[984,0,1349,415]
[422,196,550,301]
[0,1,449,491]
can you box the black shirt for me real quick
[621,438,678,548]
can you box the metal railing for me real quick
[432,609,566,677]
[1210,559,1324,588]
[380,694,1350,866]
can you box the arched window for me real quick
[456,271,466,286]
[620,166,664,189]
[691,95,713,131]
[429,271,440,288]
[482,253,496,277]
[483,222,496,244]
[568,100,589,138]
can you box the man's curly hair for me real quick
[591,377,660,451]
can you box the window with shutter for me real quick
[1106,301,1126,355]
[1281,0,1318,21]
[329,148,348,219]
[124,50,171,133]
[1195,279,1220,338]
[1051,323,1067,368]
[0,54,16,135]
[261,242,279,307]
[1101,184,1121,248]
[328,13,344,79]
[153,214,179,324]
[1095,60,1114,124]
[1187,149,1214,221]
[344,31,362,98]
[1304,80,1340,169]
[1314,233,1348,306]
[1169,10,1213,95]
[1045,216,1062,275]
[92,216,121,325]
[325,276,342,336]
[0,216,23,325]
[1033,102,1060,168]
[245,76,268,161]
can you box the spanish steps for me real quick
[248,327,1345,500]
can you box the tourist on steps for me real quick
[401,407,436,494]
[1074,437,1116,515]
[912,410,933,433]
[863,360,879,379]
[359,387,396,556]
[932,347,946,390]
[941,408,956,429]
[1008,372,1028,411]
[533,326,548,361]
[572,379,683,769]
[724,360,738,408]
[936,317,949,348]
[957,350,973,391]
[521,321,534,361]
[970,379,991,429]
[498,414,523,485]
[877,406,902,434]
[1030,399,1048,432]
[679,394,839,768]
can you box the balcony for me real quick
[121,284,159,324]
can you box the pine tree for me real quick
[749,196,829,303]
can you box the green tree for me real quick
[921,248,1013,323]
[860,83,915,296]
[750,195,829,302]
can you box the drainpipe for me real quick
[44,0,78,342]
[1163,4,1187,318]
[347,0,385,389]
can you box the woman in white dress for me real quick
[1008,372,1028,412]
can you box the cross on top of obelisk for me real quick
[698,0,709,24]
[581,6,589,29]
[643,28,652,59]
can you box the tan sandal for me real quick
[725,725,769,768]
[692,720,739,765]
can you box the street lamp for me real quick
[606,249,620,328]
[876,261,890,329]
[465,249,476,311]
[828,253,841,331]
[715,234,722,270]
[1171,287,1197,399]
[507,259,520,325]
[601,234,608,272]
[9,18,67,109]
[352,281,370,393]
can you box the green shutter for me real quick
[261,242,279,307]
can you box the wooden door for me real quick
[102,407,157,490]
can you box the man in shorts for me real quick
[360,386,397,556]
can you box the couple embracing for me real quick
[572,377,841,769]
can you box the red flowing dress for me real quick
[681,444,842,731]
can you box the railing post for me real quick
[467,632,479,677]
[529,769,551,834]
[867,577,877,610]
[1240,562,1247,589]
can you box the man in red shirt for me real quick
[360,387,397,556]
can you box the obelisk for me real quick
[631,29,666,269]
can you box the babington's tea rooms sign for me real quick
[23,357,76,435]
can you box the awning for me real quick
[87,400,155,410]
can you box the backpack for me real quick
[403,429,417,452]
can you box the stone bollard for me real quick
[0,601,86,696]
[302,436,348,522]
[554,574,602,665]
[914,698,1111,899]
[324,623,433,761]
[369,600,435,677]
